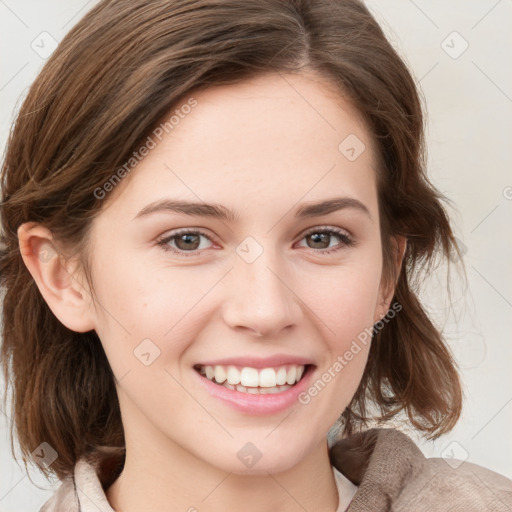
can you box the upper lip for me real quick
[194,354,315,369]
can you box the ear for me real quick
[374,235,407,323]
[17,222,95,332]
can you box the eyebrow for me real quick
[133,197,371,222]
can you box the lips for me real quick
[193,361,316,414]
[192,355,316,414]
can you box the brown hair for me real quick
[0,0,463,480]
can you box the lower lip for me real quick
[194,365,315,415]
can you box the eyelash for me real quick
[156,226,355,257]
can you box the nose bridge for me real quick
[223,238,301,335]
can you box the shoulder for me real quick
[329,427,512,512]
[403,456,512,511]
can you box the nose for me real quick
[222,248,303,338]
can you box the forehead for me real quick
[99,71,378,223]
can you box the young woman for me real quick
[1,1,511,511]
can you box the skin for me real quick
[19,71,405,512]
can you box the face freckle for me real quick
[85,71,388,476]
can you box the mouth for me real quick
[193,363,314,395]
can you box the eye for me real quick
[296,227,355,255]
[156,226,355,257]
[156,229,215,256]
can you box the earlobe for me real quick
[17,222,95,333]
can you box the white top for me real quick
[333,465,359,511]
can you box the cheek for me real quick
[295,256,382,407]
[301,258,382,343]
[297,267,380,417]
[89,254,212,376]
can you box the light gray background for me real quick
[1,1,511,510]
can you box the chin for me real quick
[200,438,313,476]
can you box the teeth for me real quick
[240,367,259,387]
[230,382,292,394]
[276,366,288,385]
[259,368,276,387]
[286,366,297,385]
[214,366,226,384]
[226,365,241,385]
[200,364,307,389]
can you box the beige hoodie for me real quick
[40,428,512,511]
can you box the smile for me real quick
[194,364,307,394]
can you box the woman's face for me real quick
[83,72,390,474]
